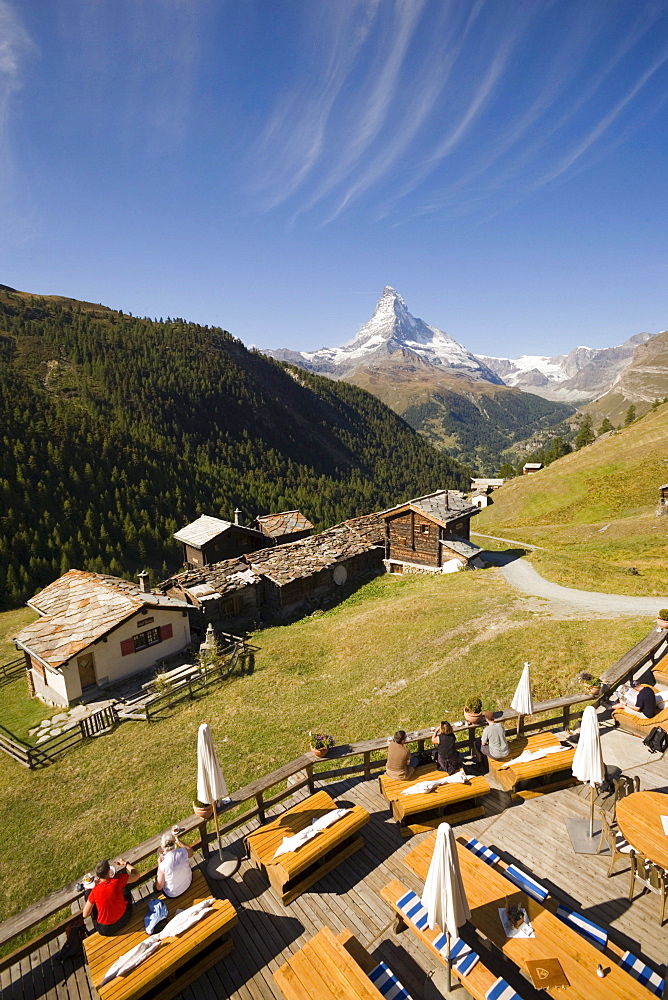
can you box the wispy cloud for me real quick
[0,0,34,135]
[0,0,36,246]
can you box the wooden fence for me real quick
[0,626,665,967]
[0,706,120,770]
[143,643,253,722]
[0,656,26,688]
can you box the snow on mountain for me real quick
[265,287,504,384]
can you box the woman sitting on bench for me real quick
[82,858,141,936]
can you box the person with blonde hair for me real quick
[155,828,194,898]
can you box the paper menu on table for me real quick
[660,815,668,835]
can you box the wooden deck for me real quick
[2,724,667,1000]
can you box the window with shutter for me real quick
[160,623,173,641]
[120,638,135,656]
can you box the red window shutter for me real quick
[160,623,173,641]
[120,638,135,656]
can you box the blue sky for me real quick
[1,0,667,357]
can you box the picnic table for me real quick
[488,731,576,797]
[274,926,386,1000]
[403,833,641,1000]
[616,790,668,869]
[379,764,490,836]
[84,869,237,1000]
[245,789,369,904]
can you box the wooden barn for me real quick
[660,484,668,507]
[160,559,261,632]
[523,462,543,475]
[253,510,313,546]
[379,490,482,574]
[174,514,265,568]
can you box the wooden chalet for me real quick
[14,571,191,707]
[660,484,668,507]
[379,489,483,574]
[523,462,543,475]
[471,477,504,491]
[253,510,313,545]
[174,514,265,568]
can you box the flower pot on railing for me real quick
[193,800,213,820]
[310,746,329,759]
[463,710,483,725]
[657,617,668,630]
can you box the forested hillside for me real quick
[0,287,469,607]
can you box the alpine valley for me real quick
[265,287,665,469]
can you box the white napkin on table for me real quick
[273,808,350,858]
[159,898,215,938]
[498,745,569,769]
[660,815,668,835]
[101,935,163,984]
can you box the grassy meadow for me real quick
[0,570,651,927]
[476,403,668,595]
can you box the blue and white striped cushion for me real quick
[464,837,500,865]
[430,933,480,976]
[485,977,523,1000]
[555,904,608,948]
[503,865,549,902]
[396,890,429,931]
[619,951,665,997]
[369,961,414,1000]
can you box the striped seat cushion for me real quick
[503,864,549,902]
[369,961,414,1000]
[396,890,429,931]
[555,904,608,947]
[431,933,480,976]
[619,951,665,997]
[485,977,523,1000]
[464,837,500,865]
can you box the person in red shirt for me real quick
[82,858,141,936]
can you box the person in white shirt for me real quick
[155,830,194,898]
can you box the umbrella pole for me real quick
[446,930,451,993]
[213,800,224,860]
[589,785,595,840]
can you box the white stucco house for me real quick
[14,569,191,707]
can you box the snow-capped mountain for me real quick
[477,332,654,402]
[265,287,504,384]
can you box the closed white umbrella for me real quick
[197,723,234,879]
[511,661,534,717]
[571,705,605,839]
[421,823,471,991]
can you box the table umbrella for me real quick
[197,722,235,879]
[571,705,605,838]
[421,822,471,992]
[510,661,534,717]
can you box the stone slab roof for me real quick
[16,570,188,670]
[161,558,261,600]
[440,536,482,560]
[378,489,479,527]
[174,515,261,547]
[256,510,313,537]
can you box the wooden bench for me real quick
[83,869,237,1000]
[274,925,385,1000]
[488,731,576,797]
[379,878,498,1000]
[378,766,491,837]
[613,686,668,737]
[245,788,369,904]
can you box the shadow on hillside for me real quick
[480,547,527,567]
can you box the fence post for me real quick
[199,819,210,857]
[255,792,266,824]
[363,751,371,779]
[306,762,315,795]
[517,715,525,737]
[562,704,571,732]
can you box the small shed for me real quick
[161,558,261,631]
[14,570,191,707]
[174,514,265,568]
[523,463,543,475]
[378,490,481,574]
[470,490,491,509]
[660,485,668,507]
[254,510,313,545]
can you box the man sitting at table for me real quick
[386,730,418,780]
[474,712,509,770]
[82,858,141,936]
[612,681,658,719]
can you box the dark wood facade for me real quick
[182,527,265,568]
[383,510,472,570]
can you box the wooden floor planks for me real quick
[4,731,667,1000]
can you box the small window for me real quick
[133,627,161,652]
[420,525,430,534]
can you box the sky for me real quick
[1,0,667,358]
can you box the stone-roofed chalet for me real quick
[14,570,191,707]
[379,489,482,574]
[253,510,313,545]
[174,514,265,568]
[160,558,262,631]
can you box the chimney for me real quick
[138,571,151,593]
[234,508,242,525]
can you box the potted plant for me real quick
[578,672,602,696]
[309,732,335,759]
[657,610,668,629]
[463,695,484,725]
[505,902,525,930]
[192,798,213,820]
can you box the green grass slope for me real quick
[476,403,668,594]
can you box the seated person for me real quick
[612,680,658,719]
[82,858,141,936]
[475,711,509,765]
[386,730,418,780]
[155,830,194,898]
[431,721,462,775]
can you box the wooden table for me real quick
[245,789,369,904]
[379,765,490,836]
[489,731,576,796]
[274,926,384,1000]
[84,870,237,1000]
[616,790,668,869]
[403,833,641,1000]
